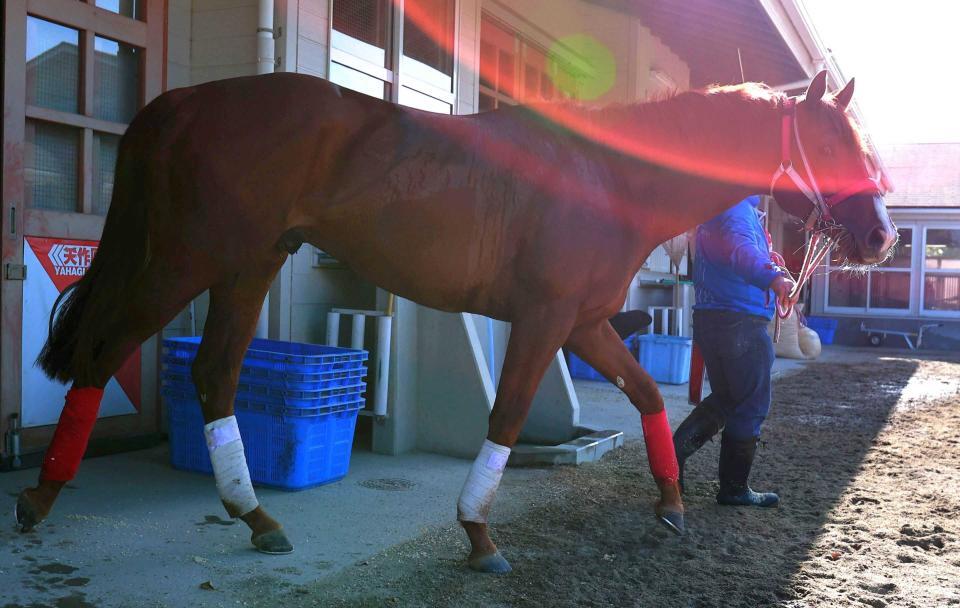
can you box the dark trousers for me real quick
[693,309,774,440]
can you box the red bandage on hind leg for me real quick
[40,387,105,482]
[641,409,679,483]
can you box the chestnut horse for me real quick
[17,70,894,573]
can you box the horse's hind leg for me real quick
[190,251,292,554]
[565,320,685,533]
[458,304,578,573]
[17,260,209,531]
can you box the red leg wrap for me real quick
[40,387,105,482]
[641,409,679,483]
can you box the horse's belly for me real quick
[307,205,506,317]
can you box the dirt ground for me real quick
[233,355,960,608]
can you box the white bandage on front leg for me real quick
[204,416,259,517]
[457,439,511,523]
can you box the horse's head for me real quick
[771,71,896,266]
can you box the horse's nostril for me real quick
[866,227,892,252]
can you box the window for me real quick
[822,222,960,318]
[330,0,392,99]
[24,120,81,212]
[826,227,913,312]
[95,0,145,21]
[923,228,960,313]
[478,15,580,111]
[21,9,147,216]
[330,0,455,114]
[399,0,455,113]
[94,37,141,123]
[403,0,454,78]
[333,0,390,50]
[26,18,80,113]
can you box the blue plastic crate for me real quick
[637,334,693,385]
[163,337,368,374]
[566,335,639,382]
[162,372,366,409]
[162,361,367,392]
[163,388,362,490]
[805,317,838,345]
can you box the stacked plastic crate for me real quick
[161,337,368,490]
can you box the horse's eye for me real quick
[821,145,834,157]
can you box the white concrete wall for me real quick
[190,0,259,85]
[289,251,378,344]
[297,0,330,77]
[167,0,193,88]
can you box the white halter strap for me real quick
[769,97,880,230]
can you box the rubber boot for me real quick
[672,404,724,492]
[716,436,780,508]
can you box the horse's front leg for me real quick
[566,320,685,534]
[459,305,578,574]
[191,253,293,554]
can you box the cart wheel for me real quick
[868,334,883,347]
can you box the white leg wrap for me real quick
[457,439,511,523]
[204,416,259,517]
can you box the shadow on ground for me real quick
[252,358,952,608]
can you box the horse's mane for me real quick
[518,80,869,157]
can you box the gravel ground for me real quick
[253,355,960,608]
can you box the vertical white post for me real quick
[253,0,274,339]
[373,316,392,418]
[350,314,365,350]
[326,312,341,347]
[256,0,275,75]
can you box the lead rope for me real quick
[771,232,832,343]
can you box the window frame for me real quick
[13,0,162,220]
[920,223,960,318]
[329,0,458,114]
[823,223,918,316]
[477,12,584,111]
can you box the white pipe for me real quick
[350,314,365,350]
[256,0,274,76]
[326,312,341,347]
[252,0,274,337]
[373,316,392,418]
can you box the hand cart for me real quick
[859,322,942,350]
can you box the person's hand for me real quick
[769,274,799,309]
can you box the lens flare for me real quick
[549,34,617,101]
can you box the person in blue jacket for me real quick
[673,195,797,507]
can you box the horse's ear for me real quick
[804,70,828,104]
[833,78,855,111]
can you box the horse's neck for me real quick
[602,93,781,246]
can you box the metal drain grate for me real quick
[358,478,417,491]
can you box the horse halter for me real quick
[769,97,880,231]
[766,97,880,335]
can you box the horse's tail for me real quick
[36,132,150,384]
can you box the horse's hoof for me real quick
[468,551,512,574]
[657,510,685,536]
[252,528,294,555]
[15,491,45,533]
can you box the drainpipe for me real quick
[254,0,275,338]
[256,0,275,76]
